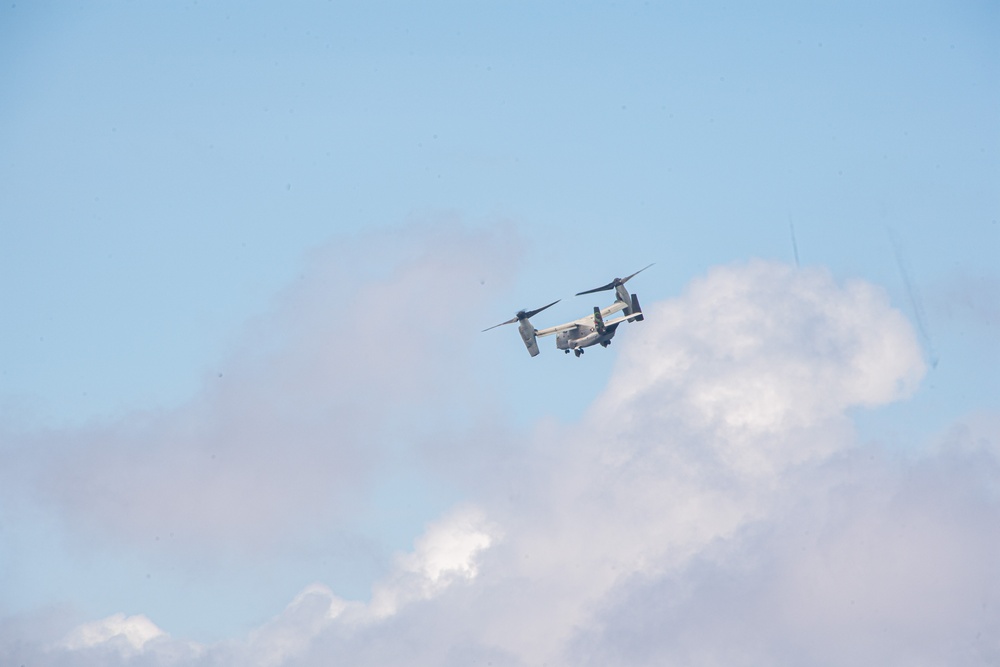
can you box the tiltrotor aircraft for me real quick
[483,264,652,357]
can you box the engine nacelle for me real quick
[615,283,631,307]
[518,320,540,357]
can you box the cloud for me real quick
[367,505,497,619]
[571,437,1000,666]
[6,257,998,666]
[60,614,167,655]
[432,261,936,664]
[238,505,497,666]
[0,222,520,556]
[598,261,925,460]
[33,506,498,667]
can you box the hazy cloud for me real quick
[0,222,521,556]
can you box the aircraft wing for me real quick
[535,301,629,338]
[537,301,628,337]
[535,321,580,337]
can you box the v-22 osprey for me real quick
[483,264,652,357]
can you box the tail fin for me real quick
[593,306,606,334]
[628,294,644,322]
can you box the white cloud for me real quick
[368,505,497,618]
[60,613,164,654]
[6,258,998,667]
[595,261,925,472]
[52,613,204,665]
[239,584,350,667]
[193,507,496,667]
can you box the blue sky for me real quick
[1,1,998,664]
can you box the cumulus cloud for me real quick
[597,261,925,466]
[5,255,999,666]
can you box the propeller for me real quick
[482,300,560,332]
[575,263,654,296]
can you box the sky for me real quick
[0,1,998,664]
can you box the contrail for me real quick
[888,228,939,368]
[789,218,800,267]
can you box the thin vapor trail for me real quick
[888,228,939,368]
[789,219,801,267]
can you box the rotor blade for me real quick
[481,316,518,332]
[620,262,655,285]
[523,299,560,320]
[575,280,617,296]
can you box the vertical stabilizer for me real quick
[629,294,644,321]
[593,306,606,334]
